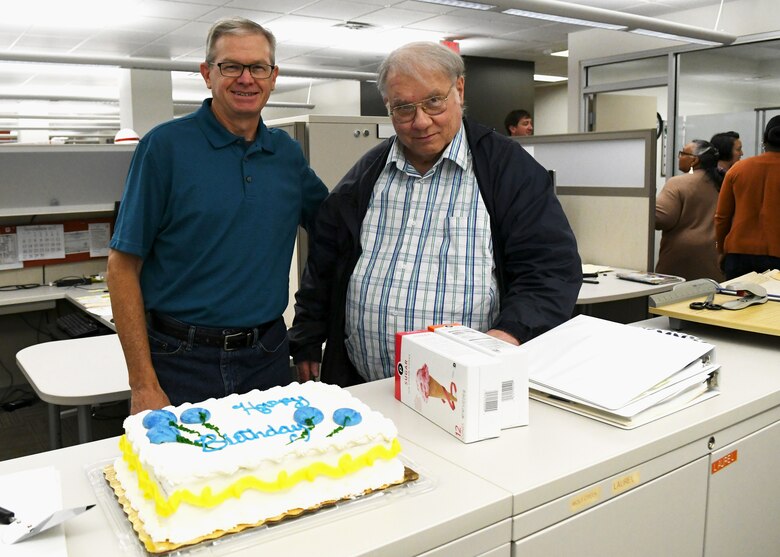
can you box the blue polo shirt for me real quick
[110,99,327,328]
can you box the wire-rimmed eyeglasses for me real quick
[678,150,698,158]
[213,62,275,79]
[388,92,451,123]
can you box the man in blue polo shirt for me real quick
[108,17,327,414]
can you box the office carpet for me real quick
[0,398,127,462]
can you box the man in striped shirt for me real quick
[290,42,581,386]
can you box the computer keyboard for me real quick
[55,312,101,338]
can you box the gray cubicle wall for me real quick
[515,129,656,272]
[0,144,135,217]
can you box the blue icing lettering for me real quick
[232,396,310,415]
[233,429,258,443]
[200,433,227,452]
[142,409,177,429]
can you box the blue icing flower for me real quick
[293,406,323,426]
[142,409,177,430]
[146,424,179,444]
[181,407,211,424]
[333,408,362,427]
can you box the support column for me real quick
[119,68,173,138]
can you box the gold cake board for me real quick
[104,464,419,554]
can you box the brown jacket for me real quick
[715,151,780,258]
[655,171,724,281]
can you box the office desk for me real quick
[650,294,780,337]
[576,268,678,305]
[64,285,115,330]
[0,284,63,315]
[15,335,130,449]
[0,437,512,556]
[352,321,780,555]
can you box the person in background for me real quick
[290,42,581,386]
[710,131,743,177]
[108,17,328,413]
[715,115,780,279]
[504,109,534,136]
[655,139,724,282]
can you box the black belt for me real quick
[150,312,277,351]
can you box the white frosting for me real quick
[114,382,405,544]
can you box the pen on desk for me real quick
[583,278,600,284]
[0,505,15,524]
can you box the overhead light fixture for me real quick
[417,0,495,10]
[550,50,568,57]
[629,29,722,47]
[534,74,567,82]
[496,0,737,46]
[503,8,626,30]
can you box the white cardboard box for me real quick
[430,324,529,429]
[394,330,501,443]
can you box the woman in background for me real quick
[710,131,743,177]
[715,116,780,279]
[655,139,724,281]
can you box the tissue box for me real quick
[429,324,529,429]
[394,330,501,443]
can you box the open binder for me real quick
[522,315,719,429]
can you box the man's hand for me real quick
[486,328,520,346]
[296,361,321,382]
[130,385,171,415]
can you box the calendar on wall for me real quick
[0,219,113,268]
[17,225,66,261]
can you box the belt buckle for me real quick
[223,331,249,351]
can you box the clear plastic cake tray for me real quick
[86,455,434,556]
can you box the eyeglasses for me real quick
[388,92,451,123]
[678,151,698,158]
[213,62,275,79]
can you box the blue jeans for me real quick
[723,254,780,280]
[148,317,292,406]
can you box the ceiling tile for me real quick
[291,0,381,20]
[352,7,436,27]
[226,0,311,13]
[406,14,480,33]
[134,0,218,20]
[195,7,283,24]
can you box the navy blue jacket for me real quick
[290,118,581,386]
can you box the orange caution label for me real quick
[711,450,738,474]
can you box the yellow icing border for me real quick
[120,435,402,517]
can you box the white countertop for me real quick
[0,437,512,556]
[351,320,780,516]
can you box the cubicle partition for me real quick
[0,144,135,285]
[515,129,657,272]
[0,144,135,218]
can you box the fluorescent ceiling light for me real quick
[534,74,567,82]
[551,50,569,57]
[502,9,627,30]
[417,0,495,10]
[630,29,722,47]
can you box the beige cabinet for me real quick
[265,115,392,326]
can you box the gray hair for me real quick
[205,17,276,65]
[689,139,719,168]
[689,139,722,189]
[376,42,465,99]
